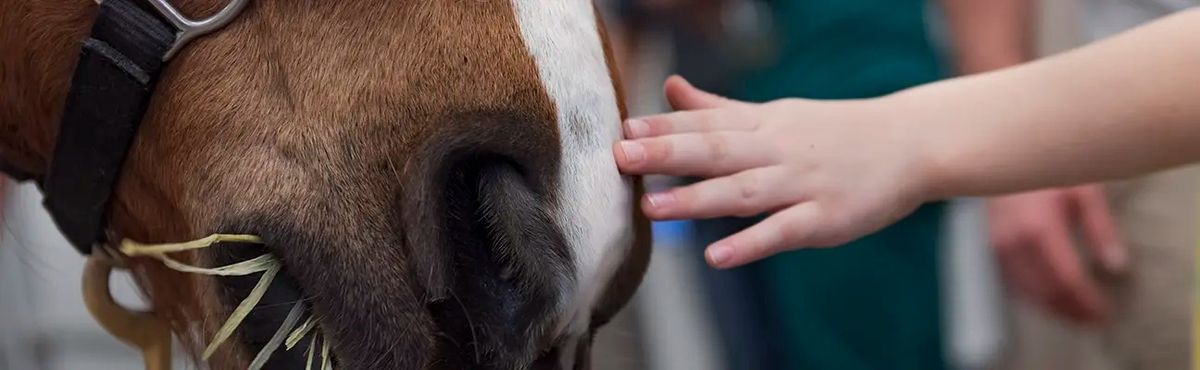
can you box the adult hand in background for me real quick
[988,185,1127,324]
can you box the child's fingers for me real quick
[624,109,756,139]
[705,202,822,269]
[614,132,773,176]
[641,166,790,220]
[664,75,750,111]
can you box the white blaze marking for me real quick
[510,0,633,335]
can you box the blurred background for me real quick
[3,1,1196,369]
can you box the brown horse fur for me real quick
[0,1,650,369]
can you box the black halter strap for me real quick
[32,4,316,369]
[42,0,174,254]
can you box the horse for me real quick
[0,1,651,369]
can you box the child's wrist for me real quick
[881,85,955,203]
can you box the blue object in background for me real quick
[651,220,694,250]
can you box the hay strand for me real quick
[120,234,263,256]
[286,316,318,350]
[120,234,335,367]
[248,301,306,370]
[321,337,333,370]
[202,263,280,359]
[306,336,318,370]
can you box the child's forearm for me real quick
[901,9,1200,199]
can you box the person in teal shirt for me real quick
[617,1,957,369]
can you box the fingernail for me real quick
[645,192,675,210]
[619,141,645,164]
[707,244,732,267]
[626,119,649,138]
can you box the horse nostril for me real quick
[426,154,574,368]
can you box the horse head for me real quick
[0,1,650,369]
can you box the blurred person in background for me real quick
[612,1,1007,369]
[946,1,1198,369]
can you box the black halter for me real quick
[36,0,248,254]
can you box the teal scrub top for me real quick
[728,1,947,369]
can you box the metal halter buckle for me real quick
[145,0,251,60]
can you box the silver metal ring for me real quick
[145,0,251,60]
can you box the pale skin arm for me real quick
[944,0,1124,325]
[916,9,1200,196]
[615,9,1200,269]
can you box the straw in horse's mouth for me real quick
[121,235,335,370]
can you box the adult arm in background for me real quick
[614,9,1200,269]
[943,0,1125,325]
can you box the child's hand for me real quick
[615,76,932,268]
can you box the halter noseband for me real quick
[42,0,248,254]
